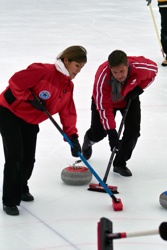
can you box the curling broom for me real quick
[98,217,167,250]
[31,90,123,211]
[88,99,131,193]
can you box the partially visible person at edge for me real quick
[146,0,167,66]
[0,45,87,216]
[82,50,158,178]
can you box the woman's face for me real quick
[64,58,86,79]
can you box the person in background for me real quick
[0,45,87,216]
[82,50,158,177]
[146,0,167,66]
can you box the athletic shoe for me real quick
[21,193,34,201]
[113,166,132,177]
[3,205,19,216]
[82,132,95,160]
[161,59,167,66]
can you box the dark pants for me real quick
[86,97,141,167]
[0,106,39,206]
[159,7,167,57]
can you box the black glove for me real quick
[106,129,120,151]
[146,0,151,6]
[124,85,143,101]
[26,97,46,111]
[70,134,81,157]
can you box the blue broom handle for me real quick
[31,90,118,202]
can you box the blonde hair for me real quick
[57,45,87,63]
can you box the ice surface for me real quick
[0,0,167,249]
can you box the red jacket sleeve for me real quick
[93,61,116,130]
[123,56,158,97]
[59,90,78,137]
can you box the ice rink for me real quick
[0,0,167,249]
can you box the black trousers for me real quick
[0,106,39,206]
[159,7,167,57]
[86,97,141,167]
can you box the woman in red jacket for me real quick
[82,50,158,177]
[0,45,87,216]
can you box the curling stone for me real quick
[61,166,92,185]
[159,191,167,209]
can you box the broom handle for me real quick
[149,3,166,60]
[30,90,120,203]
[108,229,159,239]
[108,221,167,240]
[102,99,131,184]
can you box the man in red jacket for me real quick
[82,50,158,177]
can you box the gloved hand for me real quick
[70,134,81,157]
[146,0,151,6]
[124,85,143,101]
[26,97,46,111]
[106,129,120,151]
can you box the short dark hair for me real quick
[108,50,128,68]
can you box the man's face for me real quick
[110,62,129,82]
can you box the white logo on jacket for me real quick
[130,79,136,85]
[39,91,51,100]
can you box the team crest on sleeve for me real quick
[39,91,51,100]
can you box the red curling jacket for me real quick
[0,61,78,137]
[93,56,158,130]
